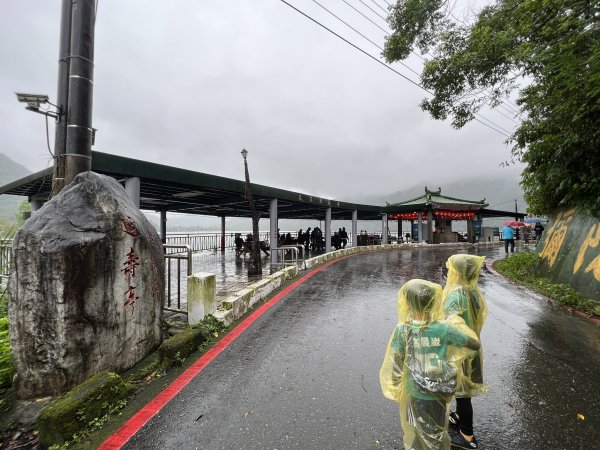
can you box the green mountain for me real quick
[0,153,30,221]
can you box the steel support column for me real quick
[427,209,433,244]
[124,177,140,208]
[270,198,278,265]
[160,209,167,244]
[325,207,331,252]
[352,210,357,247]
[220,216,226,253]
[30,198,44,212]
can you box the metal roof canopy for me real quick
[0,151,387,220]
[0,152,524,221]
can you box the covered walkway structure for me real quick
[0,151,386,259]
[0,152,524,256]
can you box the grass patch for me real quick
[495,251,600,317]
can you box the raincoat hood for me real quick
[446,254,485,286]
[397,279,444,324]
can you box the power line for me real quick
[370,0,389,15]
[278,0,512,138]
[357,0,388,22]
[341,0,388,34]
[316,0,517,129]
[280,0,424,90]
[349,0,518,120]
[311,0,421,78]
[345,0,518,123]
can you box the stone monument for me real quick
[9,172,164,398]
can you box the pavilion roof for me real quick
[386,187,488,212]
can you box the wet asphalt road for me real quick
[123,246,600,450]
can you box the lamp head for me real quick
[241,148,248,160]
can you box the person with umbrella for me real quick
[502,222,517,253]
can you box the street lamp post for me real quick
[241,149,262,276]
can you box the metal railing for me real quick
[163,244,192,313]
[166,232,270,252]
[272,246,301,268]
[0,239,12,287]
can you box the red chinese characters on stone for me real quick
[121,216,140,238]
[124,285,139,315]
[122,247,140,278]
[121,216,141,314]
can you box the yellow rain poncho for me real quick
[442,254,489,397]
[380,279,480,450]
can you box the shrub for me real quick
[495,251,600,317]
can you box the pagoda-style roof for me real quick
[387,187,488,212]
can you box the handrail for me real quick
[163,244,192,276]
[162,244,193,312]
[272,246,300,268]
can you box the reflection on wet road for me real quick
[124,245,600,450]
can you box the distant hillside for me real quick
[0,153,30,221]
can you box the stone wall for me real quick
[537,208,600,300]
[8,172,165,398]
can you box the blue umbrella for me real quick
[524,217,546,224]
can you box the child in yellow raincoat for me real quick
[442,254,489,449]
[380,279,480,450]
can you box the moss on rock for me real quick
[38,371,133,448]
[158,326,209,370]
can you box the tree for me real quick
[384,0,600,215]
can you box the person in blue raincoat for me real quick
[502,225,515,253]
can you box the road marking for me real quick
[98,256,351,449]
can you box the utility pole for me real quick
[62,0,96,187]
[514,198,518,220]
[51,0,72,196]
[241,149,262,276]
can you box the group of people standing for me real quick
[295,227,349,251]
[380,254,488,450]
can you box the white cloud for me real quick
[0,0,524,204]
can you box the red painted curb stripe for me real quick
[98,256,351,450]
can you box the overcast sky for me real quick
[0,0,524,203]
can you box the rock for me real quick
[8,172,165,398]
